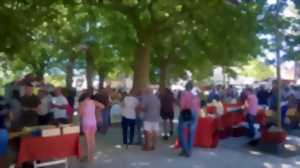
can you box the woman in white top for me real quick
[121,90,139,147]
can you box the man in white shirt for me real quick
[51,88,68,124]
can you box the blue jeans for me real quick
[0,129,8,156]
[281,105,288,127]
[134,116,143,144]
[98,107,111,134]
[246,114,256,138]
[122,117,135,145]
[0,115,5,129]
[178,112,197,154]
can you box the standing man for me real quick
[38,90,52,125]
[178,81,199,157]
[93,88,111,134]
[160,88,175,140]
[20,84,41,127]
[256,85,270,107]
[140,87,161,151]
[134,89,144,145]
[51,87,69,124]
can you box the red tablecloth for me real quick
[256,110,267,126]
[219,112,245,129]
[194,117,219,148]
[206,103,245,129]
[206,106,216,114]
[223,103,243,113]
[17,134,81,166]
[261,129,287,144]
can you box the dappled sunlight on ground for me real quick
[263,162,273,168]
[249,150,263,156]
[65,126,300,168]
[130,162,151,167]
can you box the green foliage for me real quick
[235,59,275,80]
[149,0,262,84]
[0,0,281,88]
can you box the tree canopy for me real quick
[0,0,298,90]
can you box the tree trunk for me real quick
[32,63,44,81]
[275,1,282,128]
[222,66,227,88]
[98,71,106,90]
[276,45,281,128]
[294,60,298,81]
[159,60,168,91]
[86,48,94,89]
[36,71,44,81]
[66,56,75,89]
[132,29,152,91]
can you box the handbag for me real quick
[180,108,193,121]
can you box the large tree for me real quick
[148,0,261,88]
[97,0,261,91]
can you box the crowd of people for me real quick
[206,82,300,127]
[2,74,300,166]
[0,74,115,166]
[0,75,75,130]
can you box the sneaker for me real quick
[179,150,186,156]
[185,152,191,158]
[248,139,259,146]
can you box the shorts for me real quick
[144,121,160,132]
[83,124,97,135]
[160,111,174,120]
[55,118,68,124]
[0,129,8,156]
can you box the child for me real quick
[78,92,104,160]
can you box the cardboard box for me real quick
[41,128,61,137]
[62,126,80,135]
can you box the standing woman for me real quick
[178,81,200,157]
[78,92,104,160]
[121,90,139,147]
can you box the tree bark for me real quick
[35,71,44,81]
[98,71,106,90]
[86,48,94,89]
[132,29,152,91]
[275,0,282,128]
[66,56,75,89]
[294,60,298,81]
[32,63,44,81]
[159,60,168,91]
